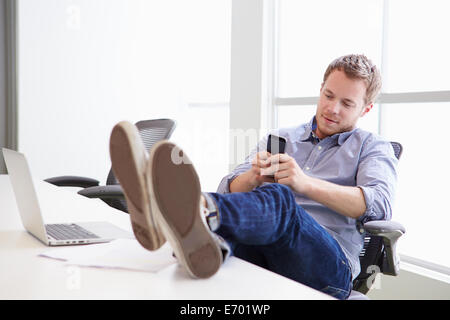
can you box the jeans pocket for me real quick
[320,285,351,300]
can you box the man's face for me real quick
[314,69,372,139]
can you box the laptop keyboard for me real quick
[46,223,100,240]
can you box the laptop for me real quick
[2,148,133,246]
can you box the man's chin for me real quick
[316,124,338,139]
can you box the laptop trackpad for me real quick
[77,222,134,239]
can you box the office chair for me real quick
[348,141,406,300]
[45,119,176,213]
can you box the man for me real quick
[109,54,397,300]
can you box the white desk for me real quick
[0,174,331,300]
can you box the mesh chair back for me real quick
[353,141,402,293]
[390,141,403,160]
[105,119,176,212]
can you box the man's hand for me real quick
[250,151,277,186]
[261,153,310,194]
[262,153,366,219]
[229,151,275,193]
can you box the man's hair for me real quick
[323,54,382,105]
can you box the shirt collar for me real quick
[299,116,357,146]
[299,116,320,144]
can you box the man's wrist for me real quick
[246,170,262,190]
[230,170,259,193]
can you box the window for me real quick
[276,0,382,132]
[278,105,316,129]
[384,0,450,93]
[275,0,450,269]
[381,0,450,268]
[277,0,383,98]
[382,102,450,267]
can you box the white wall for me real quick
[17,0,230,191]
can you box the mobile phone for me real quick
[267,134,287,155]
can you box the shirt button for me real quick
[318,146,322,150]
[305,166,310,171]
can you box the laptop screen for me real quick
[2,148,49,243]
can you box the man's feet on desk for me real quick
[110,121,224,279]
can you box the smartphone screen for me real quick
[267,134,287,155]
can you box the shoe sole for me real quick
[109,121,165,251]
[147,141,222,278]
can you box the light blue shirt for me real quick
[217,117,398,279]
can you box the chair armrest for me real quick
[45,176,100,188]
[362,220,406,276]
[78,185,124,200]
[363,220,406,234]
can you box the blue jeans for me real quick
[208,183,352,300]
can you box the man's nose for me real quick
[326,101,339,114]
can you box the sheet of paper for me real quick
[39,239,176,272]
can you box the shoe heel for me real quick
[188,242,222,278]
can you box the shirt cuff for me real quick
[358,185,376,223]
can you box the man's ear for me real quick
[360,103,373,117]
